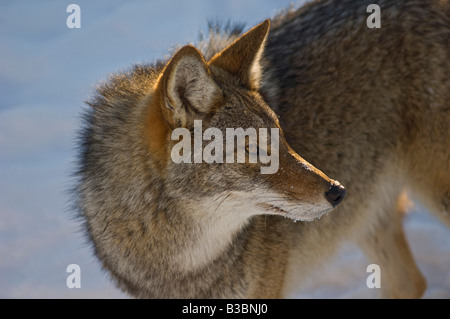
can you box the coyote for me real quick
[75,0,449,298]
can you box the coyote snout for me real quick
[256,141,346,221]
[326,182,346,207]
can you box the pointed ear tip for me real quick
[174,45,203,59]
[259,19,270,31]
[250,19,270,38]
[158,45,205,88]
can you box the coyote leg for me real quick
[358,192,426,298]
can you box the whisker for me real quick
[213,193,231,214]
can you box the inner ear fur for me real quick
[156,45,223,128]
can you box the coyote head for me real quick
[143,20,345,222]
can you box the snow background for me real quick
[0,0,448,299]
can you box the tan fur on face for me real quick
[265,143,333,209]
[142,94,171,171]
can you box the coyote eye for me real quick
[245,143,258,156]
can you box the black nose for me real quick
[325,183,346,207]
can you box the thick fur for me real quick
[75,0,449,298]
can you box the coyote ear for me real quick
[209,19,270,90]
[157,45,222,128]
